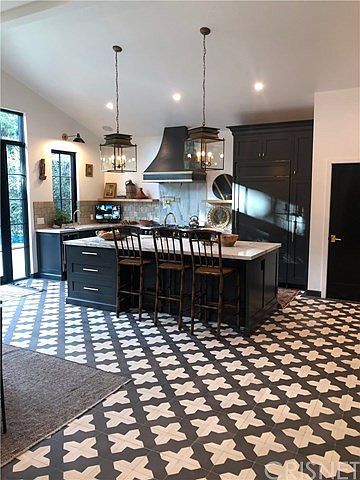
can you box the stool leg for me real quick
[236,270,241,329]
[204,276,209,324]
[116,265,120,318]
[154,265,160,325]
[167,270,172,315]
[138,264,144,321]
[178,269,185,331]
[190,271,196,334]
[216,274,224,339]
[199,276,204,322]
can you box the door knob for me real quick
[330,234,342,243]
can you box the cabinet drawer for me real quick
[69,279,116,303]
[70,262,116,279]
[66,246,116,266]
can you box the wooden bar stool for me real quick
[112,226,152,320]
[152,227,191,329]
[188,229,241,339]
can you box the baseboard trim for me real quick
[305,289,321,297]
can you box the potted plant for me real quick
[54,209,71,228]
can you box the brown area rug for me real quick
[1,345,130,466]
[277,288,300,309]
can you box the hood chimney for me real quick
[143,126,206,183]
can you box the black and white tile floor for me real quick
[1,279,359,480]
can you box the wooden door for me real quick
[327,163,360,300]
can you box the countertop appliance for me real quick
[95,203,121,222]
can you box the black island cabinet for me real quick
[64,238,280,336]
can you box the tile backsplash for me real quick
[33,202,55,228]
[33,201,99,228]
[158,183,207,226]
[33,189,232,230]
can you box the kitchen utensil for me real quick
[189,215,199,228]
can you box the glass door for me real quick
[0,109,30,284]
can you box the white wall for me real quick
[104,129,233,200]
[1,71,104,272]
[308,87,360,295]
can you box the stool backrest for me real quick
[152,227,185,265]
[112,226,142,260]
[188,229,223,269]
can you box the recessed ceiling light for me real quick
[172,93,181,102]
[106,102,114,109]
[254,82,264,92]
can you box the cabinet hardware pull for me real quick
[262,152,265,157]
[258,153,261,157]
[81,251,98,256]
[330,234,342,243]
[83,286,99,291]
[82,268,99,272]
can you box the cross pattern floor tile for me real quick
[1,279,359,480]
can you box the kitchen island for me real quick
[64,237,281,336]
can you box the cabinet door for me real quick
[233,175,290,284]
[37,233,62,276]
[287,132,313,286]
[234,136,263,163]
[263,133,294,161]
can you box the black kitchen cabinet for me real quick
[229,120,313,288]
[36,229,98,280]
[66,245,117,310]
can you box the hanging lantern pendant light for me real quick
[100,45,137,173]
[185,27,225,171]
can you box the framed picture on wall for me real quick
[85,164,93,177]
[104,182,117,199]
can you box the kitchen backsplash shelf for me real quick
[202,199,232,205]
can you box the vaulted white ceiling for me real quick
[2,1,359,137]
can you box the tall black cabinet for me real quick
[229,120,313,288]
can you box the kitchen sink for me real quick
[62,225,80,230]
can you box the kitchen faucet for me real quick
[164,212,177,226]
[72,209,81,226]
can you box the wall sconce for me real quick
[62,132,85,143]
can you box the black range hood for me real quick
[143,126,206,183]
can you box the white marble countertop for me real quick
[64,236,281,261]
[36,223,124,234]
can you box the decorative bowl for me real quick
[96,230,125,241]
[139,219,160,227]
[220,234,238,247]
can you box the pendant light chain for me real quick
[202,32,207,127]
[115,48,120,134]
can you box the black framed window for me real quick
[51,150,77,219]
[0,108,30,283]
